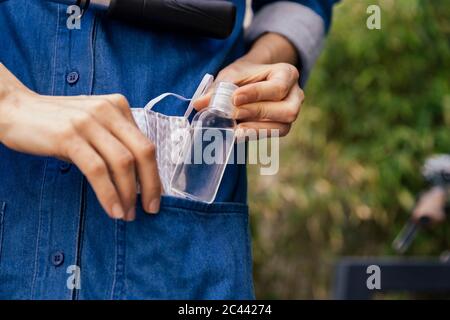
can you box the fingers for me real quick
[67,138,125,220]
[135,141,162,214]
[196,63,300,114]
[75,118,137,221]
[88,100,162,214]
[234,64,299,106]
[237,121,291,139]
[234,79,289,106]
[235,86,304,124]
[193,92,212,111]
[103,94,136,123]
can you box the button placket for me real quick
[30,8,97,300]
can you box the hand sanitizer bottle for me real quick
[171,82,238,203]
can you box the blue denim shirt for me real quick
[0,0,333,299]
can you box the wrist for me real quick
[0,64,29,143]
[0,87,14,144]
[242,33,298,66]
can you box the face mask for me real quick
[131,74,214,195]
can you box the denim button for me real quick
[50,251,64,267]
[59,161,72,173]
[66,71,79,85]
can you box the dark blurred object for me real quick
[392,155,450,254]
[392,220,418,254]
[334,257,450,300]
[48,0,236,39]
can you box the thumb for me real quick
[193,92,212,111]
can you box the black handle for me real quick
[107,0,236,39]
[392,219,419,254]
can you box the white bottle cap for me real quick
[209,82,238,117]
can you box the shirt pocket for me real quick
[121,196,254,300]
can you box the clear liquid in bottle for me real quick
[171,82,238,203]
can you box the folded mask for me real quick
[131,74,214,195]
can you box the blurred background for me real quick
[248,0,450,299]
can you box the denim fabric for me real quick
[0,0,332,299]
[0,149,252,300]
[0,0,254,300]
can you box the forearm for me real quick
[242,33,299,66]
[0,64,23,143]
[0,64,15,104]
[0,63,30,97]
[246,1,332,84]
[0,64,37,145]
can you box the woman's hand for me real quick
[194,33,304,139]
[0,64,161,221]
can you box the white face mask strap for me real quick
[144,92,191,111]
[143,74,214,128]
[144,74,214,113]
[183,74,214,118]
[143,93,191,136]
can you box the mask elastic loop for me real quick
[143,93,189,138]
[144,93,190,111]
[183,74,214,118]
[143,74,214,116]
[142,74,214,133]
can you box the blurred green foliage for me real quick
[249,0,450,299]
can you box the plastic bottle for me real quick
[171,82,238,203]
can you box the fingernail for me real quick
[112,203,125,219]
[148,198,160,214]
[234,94,249,106]
[126,207,136,222]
